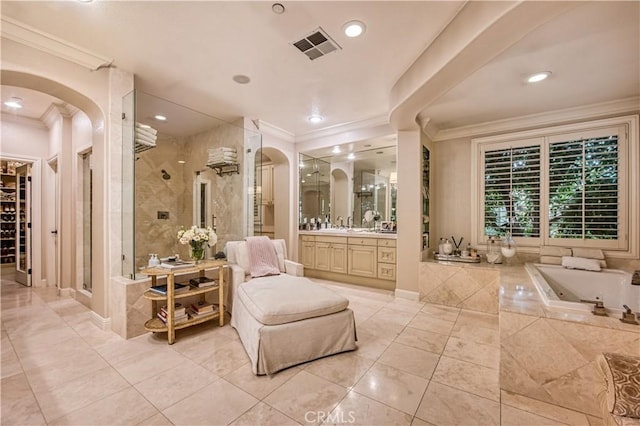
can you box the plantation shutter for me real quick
[483,145,541,238]
[548,135,619,240]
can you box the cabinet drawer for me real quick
[315,236,348,244]
[377,247,396,264]
[300,235,316,242]
[347,237,377,246]
[377,238,396,248]
[377,263,396,281]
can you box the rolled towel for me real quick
[572,248,605,260]
[135,123,158,135]
[540,255,562,265]
[540,246,572,257]
[562,256,601,272]
[135,138,155,147]
[135,132,157,144]
[135,127,157,139]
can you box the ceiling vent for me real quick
[292,27,341,61]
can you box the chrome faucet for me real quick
[336,216,344,228]
[620,305,639,325]
[632,270,640,285]
[347,216,353,228]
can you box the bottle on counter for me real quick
[438,238,445,255]
[443,239,453,255]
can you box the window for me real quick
[471,115,638,256]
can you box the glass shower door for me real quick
[15,163,31,286]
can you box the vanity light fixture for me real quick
[308,115,324,123]
[3,97,23,109]
[332,146,341,154]
[527,71,551,83]
[347,153,355,160]
[343,20,366,38]
[154,114,167,121]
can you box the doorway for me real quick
[14,163,32,286]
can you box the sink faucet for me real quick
[347,216,353,228]
[336,216,344,228]
[632,270,640,285]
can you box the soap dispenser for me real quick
[148,253,160,267]
[442,239,453,255]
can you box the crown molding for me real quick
[1,112,47,130]
[1,16,112,71]
[295,114,390,144]
[257,120,295,143]
[434,96,640,142]
[40,103,72,128]
[417,113,439,141]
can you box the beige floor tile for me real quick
[442,336,499,369]
[112,347,189,384]
[33,366,130,422]
[48,298,91,318]
[325,391,412,426]
[420,303,460,322]
[1,336,22,379]
[501,404,570,425]
[94,338,161,365]
[136,412,174,425]
[586,415,604,426]
[501,390,590,426]
[378,342,439,379]
[0,373,46,425]
[135,359,219,410]
[49,387,158,425]
[383,298,425,315]
[451,321,500,346]
[352,362,428,415]
[350,303,380,325]
[263,370,348,425]
[162,379,258,425]
[230,401,300,426]
[199,339,251,377]
[455,309,499,330]
[70,319,123,347]
[10,322,79,353]
[359,316,407,341]
[430,356,499,402]
[353,328,394,361]
[305,352,373,388]
[407,313,455,336]
[394,326,449,355]
[415,381,500,426]
[224,363,300,400]
[411,417,436,426]
[542,362,602,418]
[16,335,91,372]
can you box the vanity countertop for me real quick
[298,230,397,239]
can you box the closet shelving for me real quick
[0,159,20,265]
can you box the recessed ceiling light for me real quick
[343,20,366,38]
[527,71,551,83]
[347,153,355,160]
[301,180,306,183]
[177,160,186,164]
[3,97,23,109]
[308,115,324,123]
[306,173,312,177]
[232,74,251,84]
[272,3,285,14]
[154,115,167,121]
[77,0,93,3]
[332,146,341,154]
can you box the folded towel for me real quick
[135,123,158,135]
[540,255,562,265]
[208,153,237,160]
[135,138,156,147]
[208,147,236,154]
[207,159,235,166]
[562,256,601,272]
[540,246,572,257]
[246,236,280,278]
[135,135,157,146]
[571,248,605,260]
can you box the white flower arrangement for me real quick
[177,225,217,247]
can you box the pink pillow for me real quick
[246,236,280,278]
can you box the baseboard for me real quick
[58,287,75,298]
[395,288,420,301]
[90,311,111,331]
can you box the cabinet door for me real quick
[315,242,331,271]
[347,245,377,278]
[330,243,347,274]
[378,247,396,264]
[377,263,396,281]
[301,241,316,269]
[260,165,273,204]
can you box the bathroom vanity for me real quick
[299,230,397,291]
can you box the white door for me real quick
[15,164,32,286]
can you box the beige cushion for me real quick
[236,274,349,325]
[597,353,640,419]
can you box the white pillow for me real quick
[226,241,251,275]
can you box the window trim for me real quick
[471,115,639,259]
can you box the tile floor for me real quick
[1,277,597,425]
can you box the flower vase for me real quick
[190,243,206,264]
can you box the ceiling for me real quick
[1,1,638,142]
[1,86,62,121]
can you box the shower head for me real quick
[161,169,171,180]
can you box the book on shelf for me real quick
[160,302,186,316]
[157,311,189,325]
[148,283,191,295]
[189,276,218,288]
[188,301,219,318]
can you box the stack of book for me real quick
[157,302,189,325]
[188,301,218,319]
[189,276,218,288]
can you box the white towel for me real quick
[571,248,605,260]
[207,159,235,165]
[135,127,157,139]
[135,138,156,147]
[562,256,601,272]
[208,155,237,162]
[135,123,158,135]
[135,132,157,144]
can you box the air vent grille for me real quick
[292,27,341,61]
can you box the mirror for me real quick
[299,140,397,230]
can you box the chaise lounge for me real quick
[225,237,357,375]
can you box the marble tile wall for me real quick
[418,262,500,314]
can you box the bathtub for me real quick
[524,263,639,314]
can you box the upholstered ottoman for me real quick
[595,353,640,426]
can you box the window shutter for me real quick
[484,145,540,238]
[548,135,618,240]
